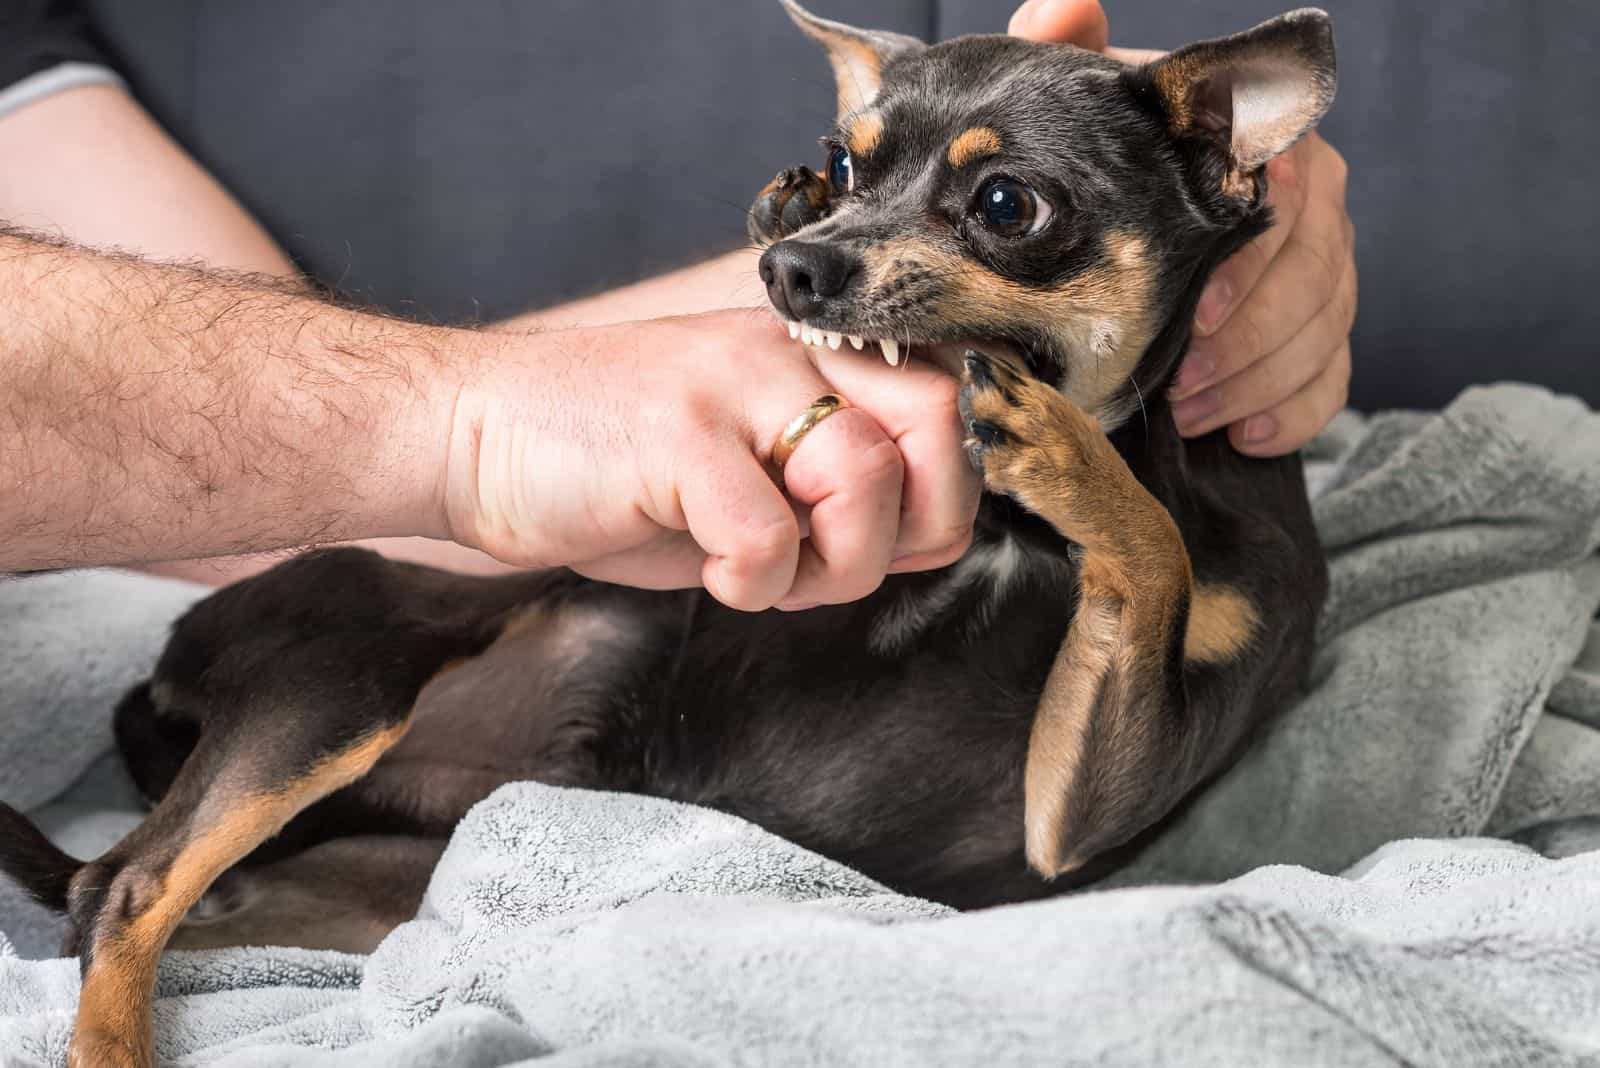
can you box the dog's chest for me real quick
[868,534,1065,654]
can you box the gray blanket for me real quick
[2,382,1599,1066]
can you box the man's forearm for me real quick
[0,229,459,571]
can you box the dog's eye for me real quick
[976,178,1052,238]
[826,146,854,193]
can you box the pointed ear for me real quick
[1135,8,1336,193]
[780,0,926,119]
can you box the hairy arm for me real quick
[0,227,459,571]
[0,85,769,582]
[0,79,976,604]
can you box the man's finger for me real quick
[1227,342,1352,457]
[776,407,905,609]
[1177,189,1349,406]
[676,445,800,611]
[1009,0,1107,50]
[1174,251,1357,438]
[1189,138,1315,342]
[807,343,979,570]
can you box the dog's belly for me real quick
[358,560,1071,909]
[357,586,685,832]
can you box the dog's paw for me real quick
[747,166,831,246]
[959,349,1103,506]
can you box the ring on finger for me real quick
[772,394,849,470]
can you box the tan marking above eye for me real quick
[848,112,885,156]
[1184,584,1259,663]
[947,126,1003,168]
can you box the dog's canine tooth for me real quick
[826,332,842,350]
[881,338,900,367]
[849,335,864,350]
[788,321,801,340]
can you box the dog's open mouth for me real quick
[784,319,911,366]
[778,314,1032,381]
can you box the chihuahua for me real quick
[0,5,1333,1065]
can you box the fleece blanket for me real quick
[1,382,1599,1066]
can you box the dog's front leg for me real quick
[747,165,832,247]
[959,351,1261,877]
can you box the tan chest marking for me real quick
[1184,584,1259,663]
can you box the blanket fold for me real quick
[2,382,1599,1066]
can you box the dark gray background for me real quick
[83,1,1599,411]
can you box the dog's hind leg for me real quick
[61,677,425,1068]
[42,549,548,1068]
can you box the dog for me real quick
[0,5,1333,1064]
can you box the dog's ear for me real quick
[780,0,925,119]
[1129,8,1335,195]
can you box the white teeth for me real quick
[881,338,901,367]
[788,321,801,340]
[849,335,864,350]
[801,324,814,345]
[826,331,842,350]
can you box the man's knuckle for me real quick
[852,438,905,484]
[734,513,799,566]
[1268,150,1299,192]
[1327,144,1350,192]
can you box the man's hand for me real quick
[1011,0,1356,455]
[0,230,976,604]
[440,311,977,611]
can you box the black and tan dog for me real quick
[1,5,1333,1064]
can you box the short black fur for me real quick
[0,12,1336,1064]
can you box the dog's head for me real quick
[758,2,1336,427]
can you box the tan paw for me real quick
[958,348,1101,508]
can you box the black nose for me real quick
[758,241,857,321]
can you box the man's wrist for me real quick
[400,323,486,550]
[318,315,478,549]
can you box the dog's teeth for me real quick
[881,338,900,367]
[826,331,842,350]
[849,335,864,350]
[788,321,801,340]
[801,324,813,345]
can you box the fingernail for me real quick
[1172,388,1221,433]
[1194,277,1234,336]
[1241,414,1278,445]
[1009,0,1042,35]
[1170,347,1217,399]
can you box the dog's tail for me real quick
[0,803,80,913]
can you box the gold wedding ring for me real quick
[772,394,848,469]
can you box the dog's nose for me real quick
[759,241,857,321]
